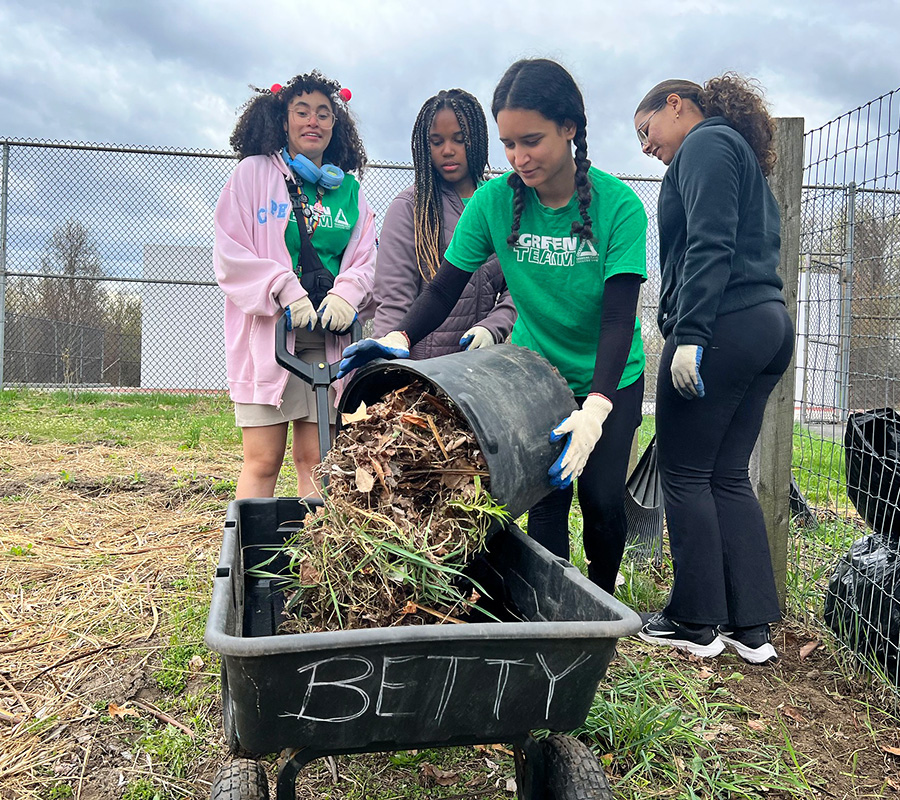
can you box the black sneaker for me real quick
[638,612,724,657]
[718,624,778,664]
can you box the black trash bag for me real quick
[845,408,900,543]
[624,435,664,563]
[823,533,900,684]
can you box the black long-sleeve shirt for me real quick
[401,260,640,400]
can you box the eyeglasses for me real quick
[290,107,335,128]
[636,107,661,146]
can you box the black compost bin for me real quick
[204,498,641,799]
[338,344,578,520]
[845,408,900,543]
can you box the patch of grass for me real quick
[616,548,670,611]
[793,422,851,513]
[121,777,172,800]
[155,567,212,694]
[138,724,197,780]
[788,516,867,624]
[44,784,74,800]
[576,653,810,799]
[0,389,240,450]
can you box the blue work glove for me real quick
[548,394,614,489]
[317,293,357,333]
[285,297,317,332]
[336,331,409,378]
[671,344,705,399]
[459,325,496,351]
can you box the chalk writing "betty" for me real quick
[278,651,593,725]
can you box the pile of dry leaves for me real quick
[259,383,509,633]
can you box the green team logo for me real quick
[514,233,598,266]
[317,207,352,230]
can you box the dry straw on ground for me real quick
[0,439,228,799]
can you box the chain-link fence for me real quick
[9,111,900,682]
[0,139,662,400]
[794,87,900,685]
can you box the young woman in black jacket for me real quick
[634,74,793,663]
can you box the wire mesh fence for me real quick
[0,139,663,401]
[794,87,900,686]
[5,96,900,686]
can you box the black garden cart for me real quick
[204,318,642,799]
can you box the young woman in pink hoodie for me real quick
[213,71,376,499]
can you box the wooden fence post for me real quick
[758,117,804,610]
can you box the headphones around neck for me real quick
[282,148,344,190]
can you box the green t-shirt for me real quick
[285,173,360,278]
[444,167,648,396]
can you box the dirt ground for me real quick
[2,438,899,799]
[620,623,900,798]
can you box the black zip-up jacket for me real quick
[657,116,785,347]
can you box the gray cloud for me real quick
[1,0,898,178]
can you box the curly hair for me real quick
[410,89,489,281]
[229,70,367,176]
[635,73,776,176]
[491,59,593,247]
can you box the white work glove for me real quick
[459,325,496,351]
[337,330,410,378]
[317,293,357,333]
[548,393,614,489]
[285,296,317,332]
[671,344,705,399]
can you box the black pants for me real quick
[527,374,644,594]
[657,301,794,627]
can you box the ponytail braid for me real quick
[571,127,593,241]
[506,172,527,247]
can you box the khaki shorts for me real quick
[234,326,337,428]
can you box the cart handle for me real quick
[274,314,362,464]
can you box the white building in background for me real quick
[140,244,226,391]
[795,264,842,420]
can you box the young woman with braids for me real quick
[373,89,516,357]
[340,59,648,594]
[214,71,376,499]
[633,75,792,663]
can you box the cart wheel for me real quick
[540,734,613,800]
[211,759,269,800]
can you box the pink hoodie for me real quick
[213,153,376,406]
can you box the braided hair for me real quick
[491,59,593,247]
[635,73,776,176]
[410,89,489,281]
[229,70,367,176]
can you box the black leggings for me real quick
[657,301,794,627]
[527,375,644,594]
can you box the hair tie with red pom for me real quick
[270,83,283,94]
[339,87,352,102]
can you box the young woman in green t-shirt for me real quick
[339,59,647,594]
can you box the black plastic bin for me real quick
[205,498,641,799]
[338,344,578,520]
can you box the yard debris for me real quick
[259,383,508,633]
[799,639,821,660]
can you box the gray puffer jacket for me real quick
[373,183,516,360]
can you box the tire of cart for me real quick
[211,759,269,800]
[541,734,613,800]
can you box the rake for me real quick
[624,435,664,563]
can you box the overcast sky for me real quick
[2,0,898,178]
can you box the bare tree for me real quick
[36,220,104,326]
